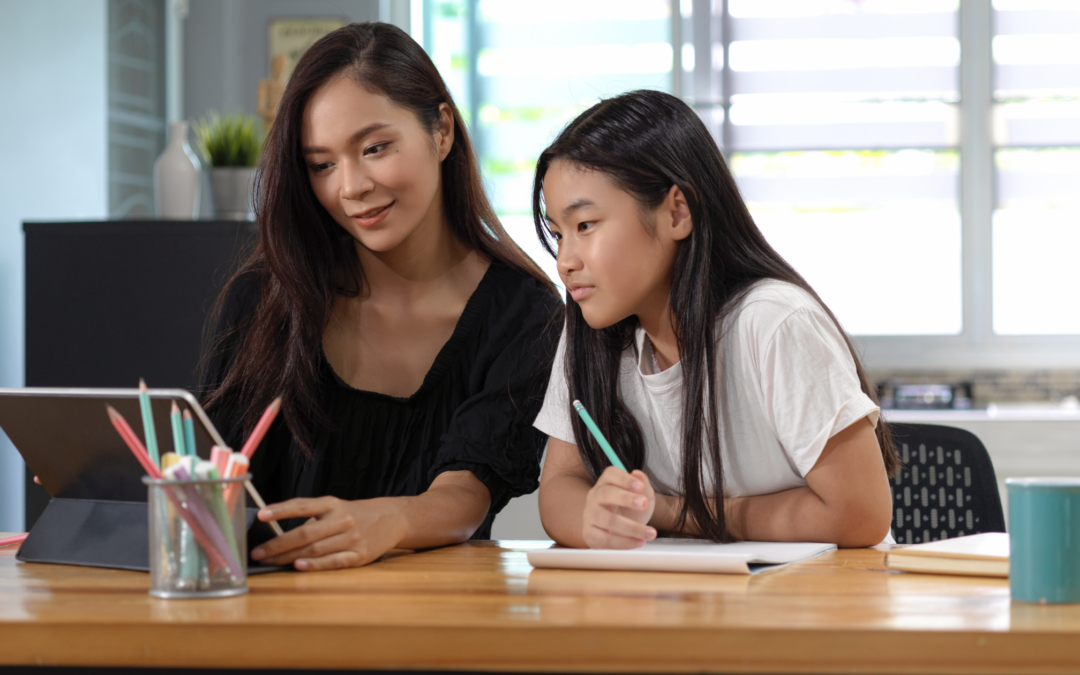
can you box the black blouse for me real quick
[201,262,563,539]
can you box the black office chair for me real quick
[887,423,1006,544]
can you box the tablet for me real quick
[0,387,227,504]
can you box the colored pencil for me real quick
[138,379,160,467]
[195,460,241,563]
[239,397,282,460]
[210,445,230,473]
[572,399,627,472]
[182,409,197,458]
[159,453,187,582]
[221,452,249,514]
[0,534,27,548]
[109,405,236,577]
[168,464,241,576]
[106,405,162,479]
[170,402,185,457]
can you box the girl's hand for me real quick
[250,496,408,571]
[582,467,658,549]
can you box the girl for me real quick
[200,23,562,570]
[532,90,898,549]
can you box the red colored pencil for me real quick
[106,405,163,479]
[239,397,282,460]
[0,534,27,548]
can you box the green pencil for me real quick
[195,461,241,565]
[170,401,185,457]
[138,379,160,467]
[572,399,627,472]
[182,409,197,458]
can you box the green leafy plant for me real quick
[192,112,263,167]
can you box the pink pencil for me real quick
[106,405,162,479]
[0,534,27,548]
[239,397,282,460]
[210,445,230,473]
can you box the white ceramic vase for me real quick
[154,121,202,219]
[209,167,256,221]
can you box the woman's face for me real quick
[301,76,453,253]
[542,160,691,329]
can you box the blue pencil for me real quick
[169,401,185,457]
[572,399,627,472]
[182,409,197,458]
[138,379,160,467]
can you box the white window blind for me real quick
[991,0,1080,335]
[718,0,962,336]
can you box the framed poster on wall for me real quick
[268,17,346,82]
[261,18,346,130]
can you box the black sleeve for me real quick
[428,276,563,514]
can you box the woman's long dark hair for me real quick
[201,22,555,457]
[532,89,898,542]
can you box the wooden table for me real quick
[2,536,1079,674]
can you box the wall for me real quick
[181,0,379,216]
[0,1,110,531]
[183,0,380,122]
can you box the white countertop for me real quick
[883,406,1080,423]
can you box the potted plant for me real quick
[193,112,263,221]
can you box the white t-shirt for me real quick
[533,279,880,500]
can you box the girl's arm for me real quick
[539,437,657,548]
[249,470,491,570]
[651,417,893,548]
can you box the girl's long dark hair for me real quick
[532,89,898,542]
[201,22,555,457]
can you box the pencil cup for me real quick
[1006,478,1080,604]
[143,475,249,599]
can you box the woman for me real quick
[201,23,562,571]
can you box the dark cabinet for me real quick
[22,220,258,528]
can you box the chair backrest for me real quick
[888,423,1006,544]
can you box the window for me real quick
[713,0,962,336]
[414,0,1080,368]
[424,0,675,287]
[991,0,1080,335]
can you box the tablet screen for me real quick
[0,388,224,503]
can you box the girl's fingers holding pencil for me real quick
[587,530,647,549]
[593,483,650,511]
[584,516,654,549]
[597,465,644,492]
[589,507,657,542]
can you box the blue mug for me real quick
[1007,478,1080,604]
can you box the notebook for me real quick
[526,539,837,574]
[885,532,1009,578]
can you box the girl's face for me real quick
[301,76,453,253]
[542,160,692,329]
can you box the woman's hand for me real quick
[251,496,408,571]
[582,467,658,549]
[249,470,491,571]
